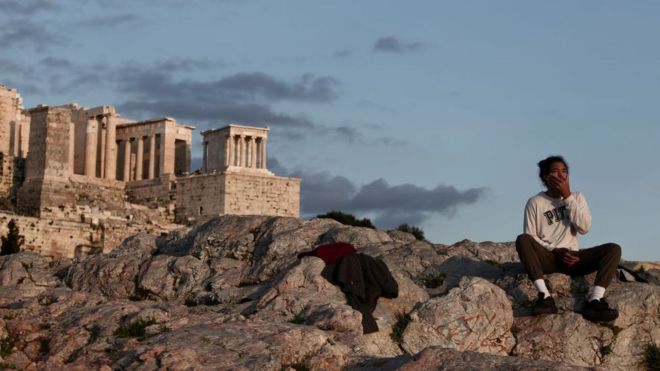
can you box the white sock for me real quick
[534,279,551,299]
[589,286,606,301]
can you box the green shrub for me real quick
[642,342,660,371]
[114,317,157,338]
[316,211,375,229]
[396,224,426,241]
[1,219,23,255]
[600,345,612,357]
[420,272,445,289]
[0,336,15,357]
[289,313,306,324]
[390,312,411,344]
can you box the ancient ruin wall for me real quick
[175,173,227,222]
[175,172,300,222]
[0,85,30,157]
[224,173,300,217]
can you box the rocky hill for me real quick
[0,215,658,370]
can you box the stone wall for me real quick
[0,210,175,258]
[224,173,300,216]
[125,174,176,206]
[175,172,300,223]
[0,153,25,206]
[0,85,30,158]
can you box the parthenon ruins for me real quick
[0,84,300,258]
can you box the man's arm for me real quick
[564,193,592,234]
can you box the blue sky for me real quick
[2,0,659,260]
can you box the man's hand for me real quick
[553,248,580,268]
[547,174,571,198]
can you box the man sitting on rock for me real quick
[515,155,621,322]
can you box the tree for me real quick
[316,210,375,229]
[1,219,24,255]
[397,223,426,241]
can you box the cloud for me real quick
[39,57,74,69]
[335,49,352,58]
[373,36,423,54]
[280,165,488,228]
[76,14,141,27]
[0,19,61,50]
[0,0,57,16]
[0,58,35,76]
[118,100,314,134]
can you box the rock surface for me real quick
[0,214,658,370]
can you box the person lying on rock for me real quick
[515,155,621,322]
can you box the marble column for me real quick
[202,141,208,172]
[148,135,156,179]
[123,139,131,182]
[103,115,117,180]
[136,136,144,181]
[98,117,106,178]
[250,137,257,168]
[225,135,233,168]
[237,135,244,167]
[84,118,98,177]
[260,138,267,169]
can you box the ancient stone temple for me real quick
[0,85,301,258]
[15,104,194,216]
[175,124,300,222]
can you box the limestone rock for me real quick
[65,234,158,299]
[442,239,520,265]
[512,312,614,367]
[1,216,658,370]
[389,347,596,371]
[401,276,515,356]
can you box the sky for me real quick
[1,0,659,261]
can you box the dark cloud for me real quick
[0,58,35,76]
[0,0,57,16]
[0,19,61,49]
[113,68,339,104]
[39,57,74,69]
[76,14,141,27]
[118,99,313,134]
[373,36,423,54]
[154,58,222,73]
[335,49,352,58]
[279,164,487,228]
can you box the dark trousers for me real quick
[515,234,621,288]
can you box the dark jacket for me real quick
[321,252,399,334]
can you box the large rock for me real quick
[512,312,614,367]
[65,234,158,299]
[401,276,515,356]
[391,347,596,371]
[1,216,659,370]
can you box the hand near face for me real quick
[546,173,571,198]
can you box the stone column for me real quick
[148,135,156,179]
[250,137,257,168]
[202,141,208,172]
[104,115,117,180]
[237,135,244,167]
[136,136,144,181]
[225,135,232,168]
[98,117,106,178]
[84,118,98,177]
[123,139,131,182]
[260,138,267,169]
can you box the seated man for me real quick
[516,155,621,322]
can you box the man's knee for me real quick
[605,243,622,260]
[515,234,534,253]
